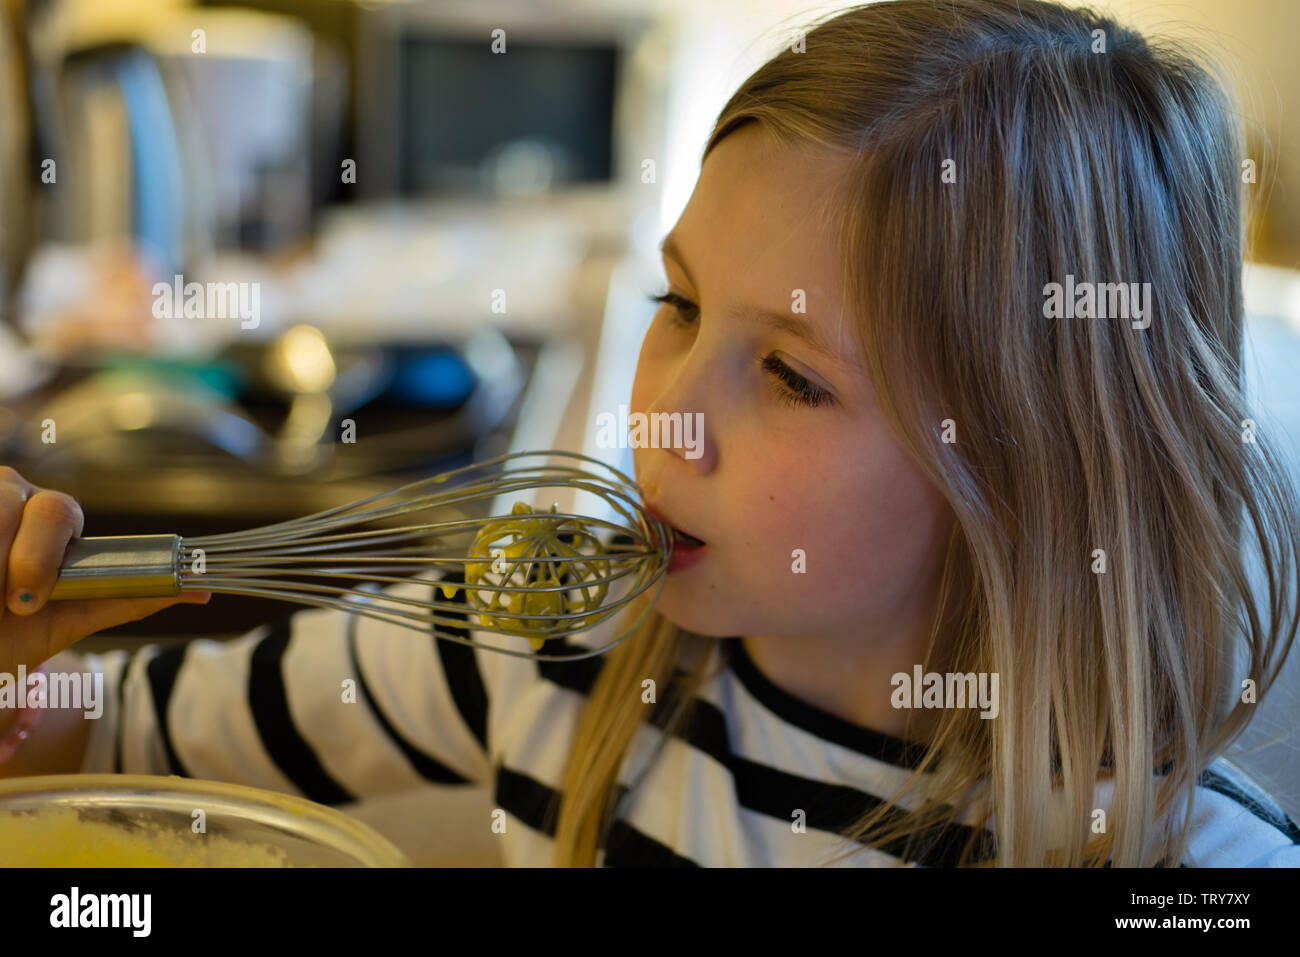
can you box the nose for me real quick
[633,323,718,482]
[642,371,714,472]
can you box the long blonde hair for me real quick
[554,0,1300,867]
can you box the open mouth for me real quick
[672,527,706,548]
[641,500,706,548]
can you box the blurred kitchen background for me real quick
[0,0,1297,863]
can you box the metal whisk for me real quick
[48,450,674,661]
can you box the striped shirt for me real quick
[79,573,1300,866]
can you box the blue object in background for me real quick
[117,49,185,277]
[386,347,477,407]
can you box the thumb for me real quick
[17,593,212,670]
[58,592,213,637]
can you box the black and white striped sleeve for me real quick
[77,573,497,805]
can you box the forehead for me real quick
[668,125,859,357]
[687,127,848,267]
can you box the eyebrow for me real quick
[658,233,854,369]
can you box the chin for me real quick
[651,585,744,637]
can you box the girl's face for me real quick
[631,124,954,647]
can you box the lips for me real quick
[641,501,706,546]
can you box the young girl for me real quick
[2,0,1298,867]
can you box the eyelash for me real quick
[645,291,832,409]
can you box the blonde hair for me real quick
[553,0,1300,867]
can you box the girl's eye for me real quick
[761,355,832,409]
[646,291,698,327]
[645,289,833,410]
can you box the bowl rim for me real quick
[0,773,411,867]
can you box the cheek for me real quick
[744,444,950,591]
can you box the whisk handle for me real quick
[49,535,182,600]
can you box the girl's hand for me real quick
[0,466,211,676]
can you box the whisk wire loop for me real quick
[51,450,673,661]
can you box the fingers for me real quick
[0,466,36,626]
[6,489,85,618]
[0,467,218,674]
